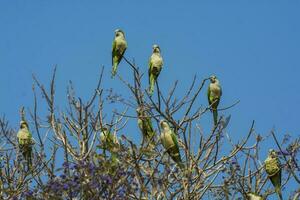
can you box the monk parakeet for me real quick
[264,149,282,200]
[207,75,222,126]
[136,107,155,146]
[100,127,120,164]
[111,29,127,77]
[148,44,163,96]
[100,127,119,152]
[160,120,184,168]
[17,119,33,169]
[246,192,264,200]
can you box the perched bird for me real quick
[148,44,163,96]
[246,192,264,200]
[17,119,33,169]
[136,107,155,146]
[160,120,184,168]
[264,149,282,200]
[111,29,127,77]
[207,75,222,126]
[100,127,119,152]
[100,126,120,164]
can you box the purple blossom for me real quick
[22,190,33,198]
[282,149,290,156]
[102,175,112,184]
[63,183,69,190]
[62,161,69,168]
[117,187,126,197]
[231,160,237,165]
[158,179,163,186]
[89,180,99,189]
[73,164,79,170]
[60,174,66,179]
[73,175,79,181]
[117,170,126,177]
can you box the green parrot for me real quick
[148,44,163,96]
[160,120,184,168]
[17,119,33,169]
[207,75,222,126]
[136,107,155,147]
[246,192,264,200]
[264,149,282,200]
[100,127,119,164]
[111,29,127,77]
[100,127,119,152]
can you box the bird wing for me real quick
[112,39,117,66]
[148,56,153,85]
[207,86,212,105]
[170,131,179,152]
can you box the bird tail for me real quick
[112,63,118,77]
[170,152,184,169]
[213,109,218,126]
[271,174,282,200]
[275,185,282,200]
[26,146,32,170]
[149,77,155,96]
[275,184,283,200]
[112,55,120,77]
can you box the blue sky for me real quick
[0,1,299,198]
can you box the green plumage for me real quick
[17,120,33,168]
[111,29,127,77]
[207,75,222,126]
[264,149,282,200]
[148,45,163,96]
[100,128,119,152]
[246,193,264,200]
[137,108,155,144]
[160,120,184,168]
[100,127,120,165]
[169,132,183,166]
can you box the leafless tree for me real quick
[0,56,299,200]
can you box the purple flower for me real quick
[100,174,113,185]
[50,182,61,191]
[165,168,171,174]
[282,150,290,156]
[23,190,33,197]
[73,175,79,181]
[60,174,66,179]
[231,160,237,165]
[63,183,69,190]
[62,161,69,168]
[78,160,85,167]
[117,187,126,197]
[89,180,99,189]
[69,180,78,187]
[104,176,112,184]
[73,164,79,170]
[88,163,96,172]
[117,170,126,177]
[158,179,163,186]
[71,191,78,197]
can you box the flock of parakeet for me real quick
[111,29,283,199]
[15,29,282,199]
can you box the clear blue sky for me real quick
[0,1,299,198]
